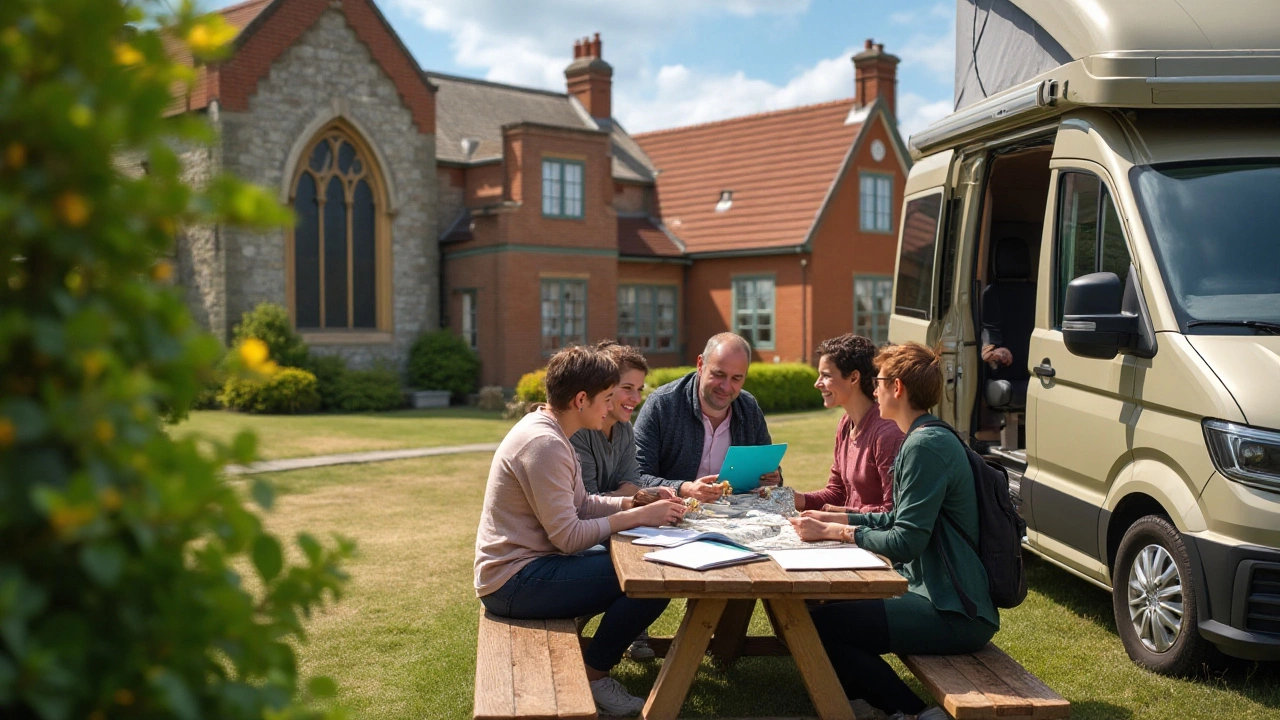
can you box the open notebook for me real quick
[764,547,887,571]
[618,526,746,549]
[642,540,767,571]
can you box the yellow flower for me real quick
[68,104,93,128]
[51,505,95,534]
[186,17,237,57]
[94,419,115,444]
[239,338,270,368]
[152,260,173,283]
[56,192,91,227]
[0,418,14,447]
[82,350,106,379]
[4,143,25,169]
[114,43,143,66]
[101,487,123,512]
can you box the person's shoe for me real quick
[917,708,949,720]
[589,676,645,717]
[624,637,655,662]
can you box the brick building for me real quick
[171,0,909,388]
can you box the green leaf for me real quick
[232,429,257,463]
[296,533,322,563]
[79,542,125,587]
[149,668,199,720]
[0,398,48,442]
[307,675,337,699]
[252,535,283,583]
[251,478,275,510]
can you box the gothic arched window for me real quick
[288,124,389,332]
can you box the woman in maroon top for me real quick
[795,334,905,514]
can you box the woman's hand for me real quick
[630,486,677,506]
[800,510,849,524]
[634,498,686,527]
[788,516,846,542]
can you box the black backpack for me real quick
[921,421,1028,613]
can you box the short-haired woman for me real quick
[789,342,998,720]
[475,346,686,717]
[795,334,905,514]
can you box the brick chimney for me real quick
[565,33,613,119]
[853,38,900,117]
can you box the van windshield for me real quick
[1132,160,1280,334]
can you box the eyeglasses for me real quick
[873,376,894,386]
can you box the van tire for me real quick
[1112,515,1212,675]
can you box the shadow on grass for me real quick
[1026,552,1280,709]
[1070,700,1134,718]
[614,655,815,718]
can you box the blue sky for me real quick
[201,0,958,137]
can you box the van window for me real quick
[1133,160,1280,330]
[1053,172,1132,328]
[894,193,943,319]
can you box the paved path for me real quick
[223,442,501,476]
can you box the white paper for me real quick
[765,547,886,571]
[617,526,678,539]
[643,541,762,571]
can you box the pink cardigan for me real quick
[801,405,904,513]
[474,410,626,597]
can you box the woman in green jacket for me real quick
[790,342,998,720]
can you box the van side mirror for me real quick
[1062,272,1141,359]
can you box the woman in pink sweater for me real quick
[795,334,905,515]
[475,346,686,716]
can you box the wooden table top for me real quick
[610,535,909,600]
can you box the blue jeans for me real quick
[481,550,669,672]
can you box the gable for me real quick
[172,0,435,134]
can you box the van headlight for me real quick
[1204,420,1280,492]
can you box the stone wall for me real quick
[218,8,437,369]
[174,133,227,342]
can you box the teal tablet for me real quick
[717,443,788,492]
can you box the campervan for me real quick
[889,0,1280,673]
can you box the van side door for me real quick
[1026,159,1137,582]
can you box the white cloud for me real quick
[619,50,853,132]
[896,91,953,138]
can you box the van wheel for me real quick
[1112,515,1212,675]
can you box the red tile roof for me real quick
[617,216,684,258]
[635,99,864,254]
[165,0,272,114]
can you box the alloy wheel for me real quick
[1126,543,1184,653]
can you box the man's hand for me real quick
[800,510,849,524]
[788,516,845,542]
[631,486,678,506]
[758,467,782,487]
[680,476,725,502]
[821,504,855,513]
[981,345,1013,366]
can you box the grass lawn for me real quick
[174,407,516,460]
[237,407,1280,718]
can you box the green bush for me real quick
[646,365,695,391]
[330,366,404,412]
[744,362,822,413]
[221,368,323,414]
[0,2,348,718]
[232,302,309,369]
[306,353,349,411]
[408,330,479,397]
[515,368,547,403]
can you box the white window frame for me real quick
[732,276,775,351]
[853,275,893,345]
[541,159,584,218]
[541,278,587,352]
[860,172,893,233]
[618,284,677,351]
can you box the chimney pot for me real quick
[865,38,874,50]
[876,43,884,53]
[573,39,581,58]
[591,32,602,58]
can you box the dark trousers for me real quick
[480,550,669,673]
[809,599,928,715]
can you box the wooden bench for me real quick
[898,643,1071,719]
[474,609,597,720]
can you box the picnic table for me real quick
[609,533,909,720]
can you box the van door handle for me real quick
[1034,361,1056,378]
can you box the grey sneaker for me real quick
[589,676,645,717]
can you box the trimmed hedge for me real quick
[329,366,405,412]
[646,366,695,391]
[306,353,349,411]
[408,330,480,397]
[743,362,822,412]
[220,368,322,414]
[514,368,547,404]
